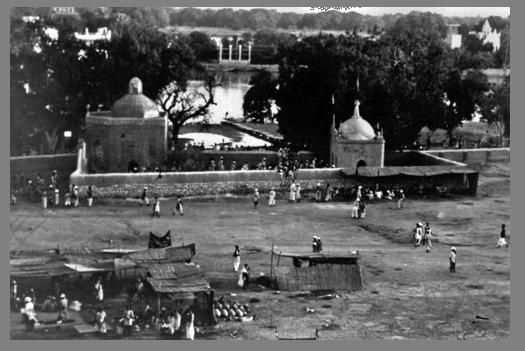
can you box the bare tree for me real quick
[157,75,221,144]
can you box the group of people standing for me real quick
[413,222,433,251]
[140,187,184,218]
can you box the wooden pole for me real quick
[270,242,274,279]
[276,251,282,266]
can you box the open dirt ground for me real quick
[10,162,510,340]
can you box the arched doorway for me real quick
[356,160,367,168]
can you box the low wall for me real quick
[70,169,346,198]
[426,148,510,167]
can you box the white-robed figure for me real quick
[166,312,181,335]
[73,185,80,207]
[289,181,297,203]
[21,296,39,330]
[95,307,107,334]
[295,183,302,202]
[497,224,509,248]
[414,223,423,247]
[54,188,60,207]
[94,279,104,303]
[233,245,241,272]
[185,311,195,340]
[351,200,359,218]
[268,188,276,207]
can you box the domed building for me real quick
[329,100,385,172]
[85,77,168,172]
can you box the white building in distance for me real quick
[74,27,112,45]
[470,19,501,52]
[445,24,462,49]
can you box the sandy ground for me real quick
[10,162,510,340]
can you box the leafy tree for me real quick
[186,31,217,62]
[444,69,490,142]
[157,75,221,143]
[480,76,510,143]
[242,70,277,123]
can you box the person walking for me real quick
[64,187,71,207]
[94,278,104,306]
[152,197,161,217]
[449,247,457,273]
[48,185,55,207]
[73,185,80,208]
[184,310,195,340]
[41,189,48,209]
[414,223,423,247]
[54,187,60,208]
[315,183,322,202]
[497,224,509,248]
[358,199,366,219]
[241,264,250,290]
[87,186,93,207]
[122,306,135,337]
[268,188,276,207]
[289,181,297,203]
[57,293,70,323]
[11,280,18,310]
[173,195,184,216]
[397,189,405,209]
[252,188,260,209]
[141,187,150,206]
[424,222,433,250]
[351,199,359,218]
[324,183,332,202]
[295,182,302,203]
[95,307,107,335]
[233,245,241,272]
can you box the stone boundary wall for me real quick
[70,169,347,198]
[425,148,510,167]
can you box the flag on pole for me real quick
[356,75,360,92]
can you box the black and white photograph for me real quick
[9,5,510,341]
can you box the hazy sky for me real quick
[195,7,510,18]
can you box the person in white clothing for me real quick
[289,181,297,203]
[414,223,423,247]
[233,245,241,272]
[351,200,359,218]
[295,183,302,202]
[95,307,107,334]
[94,279,104,305]
[185,311,195,340]
[268,188,276,207]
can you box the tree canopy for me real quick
[248,12,494,158]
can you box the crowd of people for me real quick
[10,170,95,209]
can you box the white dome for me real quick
[338,100,376,140]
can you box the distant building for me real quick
[445,24,462,49]
[22,16,40,23]
[52,7,76,16]
[470,19,501,52]
[74,27,112,44]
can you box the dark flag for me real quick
[149,230,172,249]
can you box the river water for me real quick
[179,71,277,148]
[187,71,255,124]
